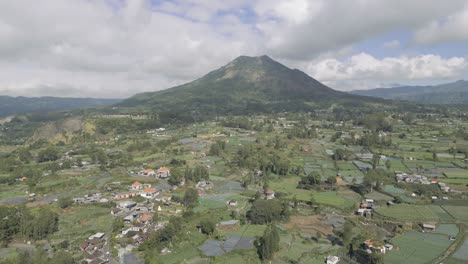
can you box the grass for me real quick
[385,231,453,264]
[383,185,406,195]
[365,191,394,202]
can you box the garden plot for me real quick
[441,206,468,221]
[365,191,394,202]
[443,168,468,179]
[434,224,459,237]
[374,204,446,221]
[198,234,255,256]
[451,237,468,262]
[385,231,453,264]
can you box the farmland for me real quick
[385,231,453,264]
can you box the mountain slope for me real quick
[0,96,121,116]
[118,55,377,116]
[351,80,468,104]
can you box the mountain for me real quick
[117,55,377,117]
[351,80,468,104]
[0,96,121,116]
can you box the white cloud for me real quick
[414,4,468,44]
[0,0,467,97]
[383,40,400,49]
[307,53,467,90]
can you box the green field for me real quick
[442,206,468,221]
[434,224,459,237]
[450,237,468,262]
[385,231,453,264]
[383,185,406,195]
[439,178,468,184]
[312,191,356,209]
[443,169,468,178]
[375,204,449,221]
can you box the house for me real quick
[131,181,143,190]
[227,200,238,206]
[117,201,136,209]
[384,244,394,251]
[324,255,340,264]
[110,209,121,215]
[217,220,239,231]
[20,176,28,181]
[364,239,386,254]
[80,241,90,251]
[89,232,105,240]
[422,224,436,231]
[138,213,153,224]
[139,169,155,177]
[356,209,372,217]
[264,189,275,200]
[156,167,171,178]
[140,187,158,199]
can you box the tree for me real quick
[37,146,60,163]
[58,196,73,209]
[199,219,215,235]
[297,171,321,189]
[248,199,289,224]
[183,188,199,209]
[371,154,380,169]
[325,176,337,186]
[256,224,280,261]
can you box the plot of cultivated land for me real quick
[194,194,230,212]
[375,204,448,221]
[283,215,334,235]
[442,206,468,221]
[404,160,436,170]
[434,224,459,237]
[436,162,457,168]
[383,185,406,195]
[385,231,453,264]
[312,191,355,209]
[387,160,410,172]
[222,224,266,237]
[452,238,468,261]
[336,161,357,170]
[365,191,394,202]
[453,162,468,169]
[51,205,112,244]
[273,233,337,264]
[444,168,468,178]
[439,178,468,184]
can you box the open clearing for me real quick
[283,215,334,235]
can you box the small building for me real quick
[141,187,158,199]
[156,167,171,178]
[324,255,340,264]
[217,220,239,231]
[131,181,143,190]
[89,232,105,240]
[117,201,137,209]
[264,189,275,200]
[384,244,394,251]
[139,169,155,177]
[138,213,153,224]
[227,200,238,206]
[422,224,436,231]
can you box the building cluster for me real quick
[80,232,109,264]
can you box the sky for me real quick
[1,0,468,98]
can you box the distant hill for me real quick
[117,55,378,118]
[351,80,468,104]
[0,96,121,116]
